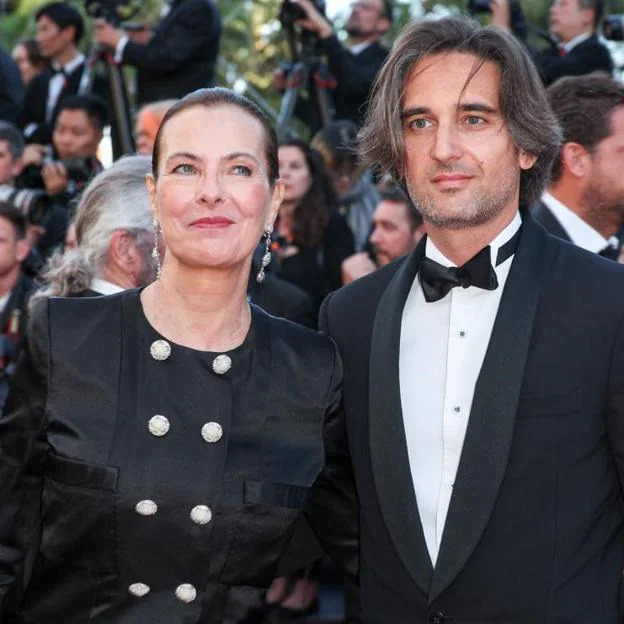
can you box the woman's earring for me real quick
[256,224,273,283]
[152,219,162,280]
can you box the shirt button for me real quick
[175,583,197,603]
[453,406,461,413]
[212,354,232,375]
[128,582,150,597]
[459,330,466,337]
[190,504,213,525]
[148,414,170,437]
[135,500,158,516]
[201,422,223,443]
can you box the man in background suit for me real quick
[491,0,613,86]
[310,17,624,623]
[0,47,23,125]
[17,3,105,146]
[95,0,222,106]
[533,73,624,260]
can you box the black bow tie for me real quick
[419,227,521,303]
[51,66,66,77]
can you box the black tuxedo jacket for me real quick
[531,35,613,86]
[123,0,221,106]
[318,216,624,623]
[17,62,107,145]
[0,46,23,125]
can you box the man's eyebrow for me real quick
[400,107,429,119]
[400,103,499,119]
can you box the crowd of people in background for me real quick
[0,0,623,622]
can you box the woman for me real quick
[276,139,354,309]
[12,38,47,87]
[34,155,156,300]
[0,88,356,622]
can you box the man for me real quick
[309,17,624,622]
[0,46,23,125]
[95,0,221,106]
[18,95,105,258]
[0,123,24,187]
[491,0,613,85]
[533,73,624,261]
[0,203,33,412]
[17,3,105,146]
[278,0,390,125]
[342,185,424,283]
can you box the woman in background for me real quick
[12,38,47,87]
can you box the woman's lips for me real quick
[190,216,234,229]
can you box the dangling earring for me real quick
[256,224,273,283]
[152,219,162,280]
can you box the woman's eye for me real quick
[172,163,196,175]
[232,164,252,176]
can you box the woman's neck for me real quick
[140,258,252,352]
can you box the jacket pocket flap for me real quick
[244,480,310,509]
[45,452,119,491]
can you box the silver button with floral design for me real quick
[175,583,197,603]
[212,354,231,375]
[201,422,223,443]
[135,500,158,516]
[128,583,150,597]
[150,339,171,361]
[148,415,170,437]
[190,504,212,525]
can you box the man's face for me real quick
[36,15,74,61]
[0,141,21,186]
[346,0,388,39]
[53,109,102,160]
[401,52,536,231]
[549,0,593,42]
[0,216,28,279]
[369,199,420,266]
[583,106,624,224]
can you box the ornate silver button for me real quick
[150,339,171,361]
[135,500,158,516]
[148,415,170,437]
[175,583,197,603]
[201,422,223,443]
[190,504,212,525]
[128,582,150,597]
[212,354,231,375]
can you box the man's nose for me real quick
[430,123,463,163]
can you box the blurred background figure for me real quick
[312,120,379,252]
[342,185,424,284]
[95,0,222,107]
[135,99,177,155]
[33,154,156,300]
[12,38,48,88]
[0,46,23,125]
[275,139,354,310]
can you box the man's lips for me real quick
[431,173,474,188]
[190,216,234,229]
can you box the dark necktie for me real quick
[598,244,620,261]
[419,227,521,303]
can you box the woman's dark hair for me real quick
[16,38,47,69]
[311,119,360,174]
[360,17,562,207]
[279,138,339,248]
[152,87,279,185]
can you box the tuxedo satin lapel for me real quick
[369,238,433,594]
[429,218,551,603]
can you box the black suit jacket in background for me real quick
[530,198,572,241]
[314,216,624,623]
[122,0,221,106]
[0,47,23,125]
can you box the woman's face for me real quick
[147,105,283,272]
[278,145,313,204]
[12,44,40,86]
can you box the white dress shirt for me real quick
[90,278,125,296]
[560,32,591,54]
[541,192,619,254]
[46,54,85,123]
[399,212,522,566]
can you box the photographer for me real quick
[17,94,105,259]
[277,0,391,126]
[94,0,221,106]
[490,0,613,86]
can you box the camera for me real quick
[84,0,141,25]
[603,16,624,41]
[0,186,49,226]
[467,0,492,14]
[279,0,326,28]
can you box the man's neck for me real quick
[0,267,21,300]
[425,205,518,266]
[100,266,136,291]
[559,29,592,44]
[53,47,80,69]
[548,184,622,239]
[347,34,378,47]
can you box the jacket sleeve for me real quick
[607,306,624,493]
[122,3,219,74]
[0,299,50,612]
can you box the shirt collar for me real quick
[541,192,617,253]
[90,278,126,296]
[52,53,85,75]
[425,211,522,268]
[349,41,372,55]
[561,32,591,53]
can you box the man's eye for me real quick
[409,119,431,130]
[465,116,485,126]
[172,163,196,175]
[232,165,251,176]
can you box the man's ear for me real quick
[109,230,134,272]
[16,237,31,264]
[518,149,538,171]
[561,142,592,179]
[11,156,24,179]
